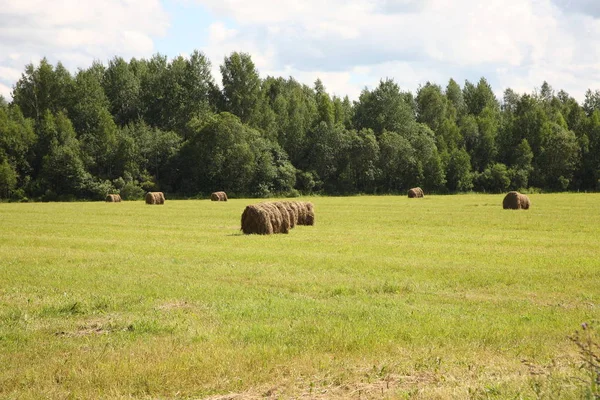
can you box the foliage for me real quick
[4,53,600,199]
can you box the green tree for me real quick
[102,57,141,125]
[416,82,447,132]
[353,78,415,135]
[446,147,473,192]
[377,130,418,192]
[508,139,534,189]
[535,122,580,190]
[12,59,74,124]
[0,158,17,198]
[220,52,261,124]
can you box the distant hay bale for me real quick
[303,202,315,225]
[210,191,228,201]
[519,193,530,209]
[105,194,121,202]
[503,191,530,210]
[145,192,165,205]
[408,187,424,198]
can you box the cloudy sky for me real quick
[1,0,600,102]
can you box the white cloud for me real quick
[0,0,169,100]
[197,0,600,101]
[0,82,12,99]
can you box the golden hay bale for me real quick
[241,204,273,235]
[408,187,424,198]
[519,193,531,210]
[259,202,290,234]
[211,191,228,201]
[303,202,315,225]
[503,191,530,210]
[272,202,292,232]
[145,192,156,204]
[145,192,165,205]
[106,194,121,202]
[289,201,315,226]
[280,201,297,228]
[241,202,294,234]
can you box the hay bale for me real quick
[106,194,121,202]
[241,202,294,234]
[241,204,274,235]
[272,202,292,232]
[519,193,530,209]
[289,201,315,226]
[408,187,424,198]
[503,191,530,210]
[260,202,290,234]
[280,201,297,228]
[145,192,165,205]
[303,202,315,225]
[211,191,228,201]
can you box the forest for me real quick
[1,50,600,201]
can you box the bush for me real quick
[120,182,145,200]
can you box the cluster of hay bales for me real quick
[145,192,165,205]
[408,187,424,198]
[502,191,530,210]
[211,191,228,201]
[105,194,122,202]
[241,201,314,235]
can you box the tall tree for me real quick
[220,52,261,124]
[353,78,415,135]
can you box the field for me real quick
[1,194,599,399]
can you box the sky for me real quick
[1,0,600,103]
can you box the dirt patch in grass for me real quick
[55,320,114,337]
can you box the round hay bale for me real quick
[408,187,424,198]
[106,194,121,202]
[289,201,306,225]
[241,204,274,235]
[503,191,529,210]
[272,202,292,232]
[145,192,155,204]
[211,191,228,201]
[519,193,530,210]
[303,202,315,226]
[259,202,289,234]
[280,201,297,228]
[146,192,165,205]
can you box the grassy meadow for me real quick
[1,194,599,399]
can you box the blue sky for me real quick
[2,0,600,102]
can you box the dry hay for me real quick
[145,192,165,205]
[241,201,315,234]
[519,193,531,209]
[105,194,121,202]
[502,191,530,210]
[303,201,315,225]
[280,201,297,228]
[241,203,287,234]
[408,187,424,198]
[211,191,228,201]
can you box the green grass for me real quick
[1,194,599,399]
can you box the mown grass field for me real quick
[1,194,599,399]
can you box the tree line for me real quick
[1,50,600,201]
